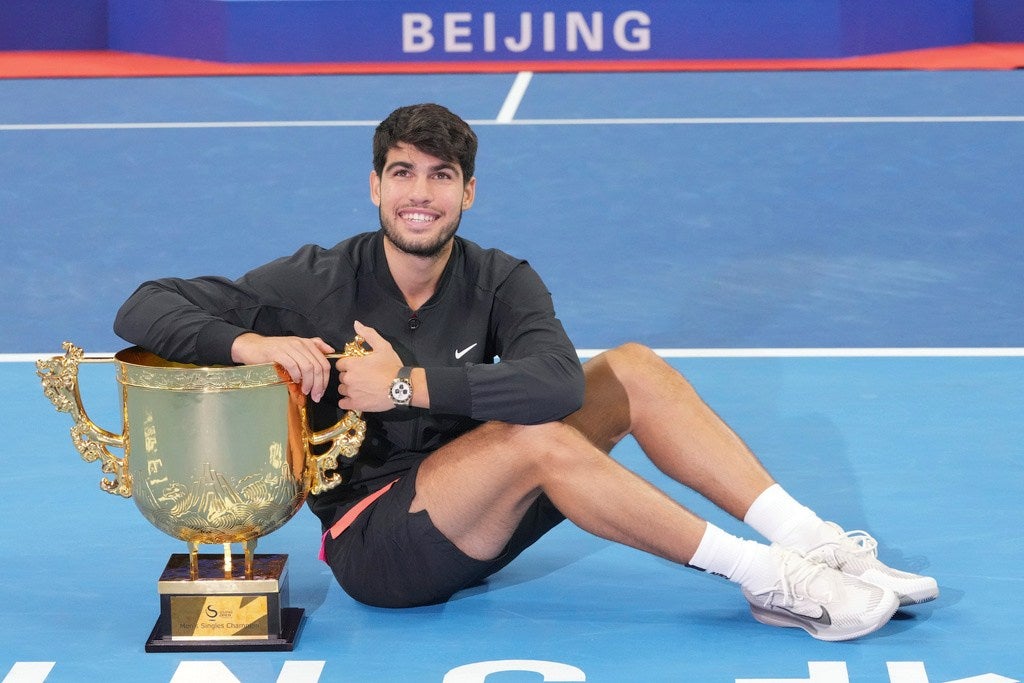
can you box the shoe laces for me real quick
[758,548,834,608]
[809,524,879,563]
[836,529,879,558]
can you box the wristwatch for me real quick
[389,366,413,407]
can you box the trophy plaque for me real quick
[37,340,368,652]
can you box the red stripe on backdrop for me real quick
[2,43,1024,79]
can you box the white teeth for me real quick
[403,212,435,223]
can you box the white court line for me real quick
[3,115,1024,132]
[4,352,116,363]
[1,662,56,683]
[0,120,381,131]
[277,661,327,683]
[7,348,1024,364]
[577,347,1024,359]
[484,115,1024,126]
[496,71,534,123]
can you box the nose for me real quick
[408,174,432,203]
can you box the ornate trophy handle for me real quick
[36,341,132,498]
[308,336,371,495]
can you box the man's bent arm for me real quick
[427,263,584,425]
[114,276,257,365]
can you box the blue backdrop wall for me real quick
[2,0,1021,62]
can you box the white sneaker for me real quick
[742,545,900,641]
[805,523,939,606]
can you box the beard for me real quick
[379,208,463,258]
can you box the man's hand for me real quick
[231,332,335,402]
[335,321,403,413]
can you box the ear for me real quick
[369,170,382,206]
[462,176,476,210]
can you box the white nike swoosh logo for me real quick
[454,343,478,360]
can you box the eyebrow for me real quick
[384,159,460,176]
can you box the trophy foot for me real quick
[222,543,233,578]
[243,538,257,580]
[188,541,200,581]
[185,540,259,580]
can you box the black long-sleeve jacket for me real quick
[114,230,584,526]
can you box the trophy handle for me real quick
[308,410,367,495]
[306,335,372,494]
[36,341,132,498]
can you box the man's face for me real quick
[370,142,476,259]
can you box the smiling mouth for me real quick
[398,209,441,229]
[402,212,435,223]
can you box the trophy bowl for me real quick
[37,340,367,651]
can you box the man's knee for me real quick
[603,341,662,370]
[501,420,588,449]
[497,421,599,473]
[602,342,694,389]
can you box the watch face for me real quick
[390,378,412,405]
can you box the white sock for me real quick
[743,483,840,552]
[688,522,777,592]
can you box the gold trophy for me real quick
[37,340,368,652]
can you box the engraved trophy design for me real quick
[37,340,368,652]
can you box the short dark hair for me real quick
[373,103,478,183]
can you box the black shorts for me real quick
[322,461,565,608]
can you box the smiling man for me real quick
[374,142,474,259]
[114,103,936,641]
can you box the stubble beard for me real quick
[379,208,462,259]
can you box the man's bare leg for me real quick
[565,343,936,608]
[411,342,777,564]
[564,342,776,519]
[411,418,708,565]
[406,344,904,640]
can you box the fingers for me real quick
[286,346,332,402]
[353,320,385,350]
[335,320,393,373]
[334,322,403,413]
[312,337,335,355]
[232,334,335,403]
[235,324,397,409]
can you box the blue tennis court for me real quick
[2,70,1022,682]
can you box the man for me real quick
[114,103,937,641]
